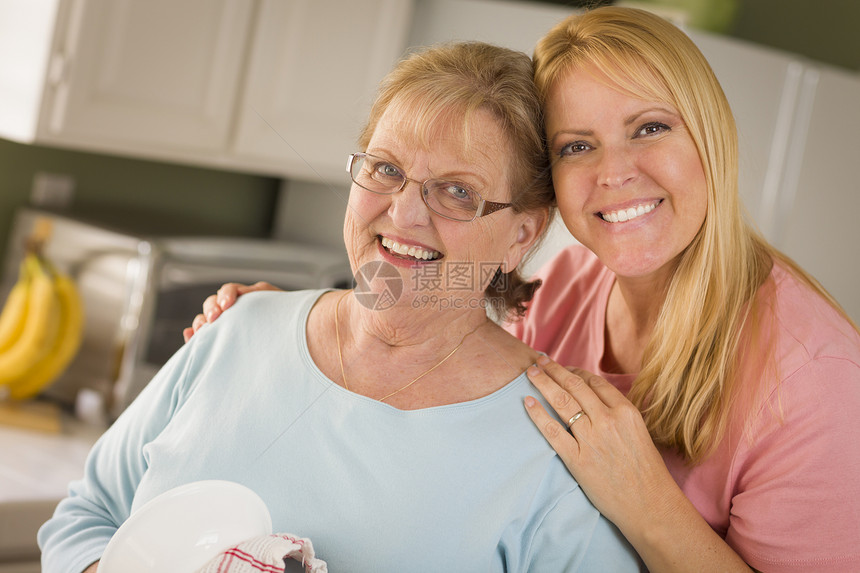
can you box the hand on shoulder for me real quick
[182,281,281,342]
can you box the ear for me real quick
[501,209,549,273]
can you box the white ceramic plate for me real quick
[99,480,272,573]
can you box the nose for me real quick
[388,178,432,228]
[596,146,637,189]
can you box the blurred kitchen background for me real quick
[0,0,858,569]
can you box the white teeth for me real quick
[380,237,441,261]
[601,200,660,223]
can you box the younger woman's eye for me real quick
[558,141,592,156]
[636,122,670,137]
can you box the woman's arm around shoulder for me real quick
[183,281,280,342]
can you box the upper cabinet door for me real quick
[779,66,860,323]
[38,0,255,153]
[689,31,807,242]
[232,0,413,184]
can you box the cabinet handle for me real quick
[48,53,70,87]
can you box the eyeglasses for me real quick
[346,152,512,222]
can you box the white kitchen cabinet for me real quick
[689,32,807,242]
[233,0,414,183]
[779,65,860,322]
[0,0,58,142]
[0,0,255,153]
[0,0,413,183]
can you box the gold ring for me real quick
[567,410,586,429]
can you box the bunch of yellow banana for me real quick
[0,252,84,401]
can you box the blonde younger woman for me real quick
[521,6,860,572]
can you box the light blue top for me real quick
[39,290,641,573]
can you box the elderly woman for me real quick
[38,42,641,573]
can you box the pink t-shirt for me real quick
[508,245,860,572]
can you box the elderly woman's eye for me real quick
[375,163,401,178]
[444,184,473,202]
[366,161,404,185]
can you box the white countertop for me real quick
[0,417,104,562]
[0,418,103,504]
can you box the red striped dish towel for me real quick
[196,533,328,573]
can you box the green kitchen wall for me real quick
[0,138,279,260]
[730,0,860,71]
[546,0,860,71]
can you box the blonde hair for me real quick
[360,42,555,319]
[534,7,856,463]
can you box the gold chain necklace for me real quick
[334,290,484,403]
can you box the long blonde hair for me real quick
[534,7,856,463]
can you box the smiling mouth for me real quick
[599,199,662,223]
[380,236,441,261]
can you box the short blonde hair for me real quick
[360,42,555,319]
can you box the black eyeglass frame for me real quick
[346,152,512,222]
